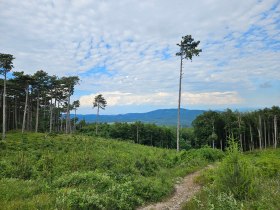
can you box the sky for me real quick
[0,0,279,114]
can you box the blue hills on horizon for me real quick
[74,108,205,126]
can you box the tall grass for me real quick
[183,137,280,210]
[0,132,224,210]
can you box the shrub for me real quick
[56,188,104,210]
[36,154,54,182]
[255,156,280,178]
[135,157,159,176]
[11,151,33,180]
[198,147,224,162]
[215,138,257,200]
[183,187,243,210]
[54,171,113,191]
[132,176,172,202]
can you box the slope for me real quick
[0,132,223,210]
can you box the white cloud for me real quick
[79,91,243,107]
[0,0,279,112]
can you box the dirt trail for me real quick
[137,166,211,210]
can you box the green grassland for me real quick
[0,132,223,210]
[183,140,280,210]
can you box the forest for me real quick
[0,54,80,136]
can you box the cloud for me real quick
[0,0,279,112]
[259,81,272,88]
[79,91,243,107]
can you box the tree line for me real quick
[0,53,80,139]
[79,121,176,148]
[192,107,279,151]
[79,107,279,152]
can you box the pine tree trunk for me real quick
[74,109,76,132]
[44,96,46,131]
[243,132,246,151]
[60,115,63,133]
[274,115,277,149]
[29,97,33,131]
[268,122,271,147]
[238,115,242,151]
[249,124,253,151]
[22,86,29,134]
[66,89,71,134]
[35,94,39,133]
[27,97,30,131]
[12,100,15,130]
[176,52,183,152]
[2,72,6,140]
[54,99,57,132]
[13,97,17,130]
[49,102,53,133]
[258,115,262,149]
[7,106,10,131]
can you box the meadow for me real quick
[0,132,223,210]
[183,139,280,210]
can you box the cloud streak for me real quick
[80,91,243,107]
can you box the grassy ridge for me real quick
[0,132,223,210]
[184,141,280,210]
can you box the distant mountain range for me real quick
[74,109,205,126]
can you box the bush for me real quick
[183,186,243,210]
[197,147,224,162]
[135,157,159,176]
[215,138,257,200]
[255,156,280,178]
[56,188,104,210]
[54,171,113,192]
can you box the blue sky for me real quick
[0,0,279,114]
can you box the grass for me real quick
[0,132,224,210]
[183,140,280,210]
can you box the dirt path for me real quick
[137,167,210,210]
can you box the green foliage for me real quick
[79,122,175,148]
[0,132,223,210]
[254,152,280,178]
[0,53,15,73]
[184,187,243,210]
[194,168,216,186]
[135,158,159,176]
[176,35,202,60]
[196,146,224,162]
[184,145,280,210]
[215,138,257,200]
[192,107,280,151]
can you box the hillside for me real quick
[0,132,223,210]
[75,108,205,126]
